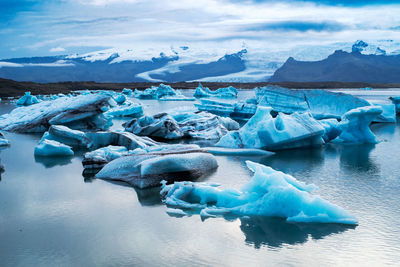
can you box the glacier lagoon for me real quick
[0,89,400,266]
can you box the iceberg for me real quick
[256,86,370,119]
[95,145,218,188]
[41,125,92,148]
[195,99,257,120]
[159,95,195,101]
[0,132,10,146]
[82,145,129,170]
[332,106,382,144]
[34,139,74,157]
[194,83,238,98]
[16,92,40,106]
[318,119,341,142]
[122,88,133,96]
[204,147,274,156]
[124,111,238,140]
[161,161,358,225]
[369,101,396,123]
[104,101,143,117]
[216,106,324,151]
[0,94,112,132]
[134,84,180,99]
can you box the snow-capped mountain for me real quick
[0,40,399,83]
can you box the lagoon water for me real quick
[1,89,400,266]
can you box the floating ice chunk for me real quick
[256,86,370,119]
[194,83,237,98]
[389,96,400,113]
[161,161,358,225]
[43,125,91,148]
[104,101,143,117]
[83,145,129,170]
[332,106,382,144]
[34,139,74,157]
[0,94,112,132]
[96,147,218,188]
[369,101,396,123]
[122,88,133,95]
[124,111,235,140]
[86,131,160,150]
[134,84,179,99]
[0,132,10,146]
[195,99,257,120]
[204,147,273,156]
[216,106,325,151]
[16,92,39,106]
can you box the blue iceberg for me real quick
[194,83,238,98]
[34,139,74,157]
[16,92,40,106]
[161,161,358,225]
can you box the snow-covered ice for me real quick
[0,132,10,146]
[216,106,324,151]
[124,110,239,140]
[134,84,180,99]
[160,160,358,225]
[82,145,129,170]
[104,101,143,117]
[95,145,218,188]
[0,94,112,132]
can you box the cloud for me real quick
[245,20,347,32]
[49,47,66,53]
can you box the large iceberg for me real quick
[0,94,112,132]
[195,99,257,120]
[332,106,382,144]
[16,92,40,106]
[194,83,238,98]
[124,110,239,140]
[216,106,324,151]
[256,86,371,119]
[161,161,358,225]
[95,145,218,188]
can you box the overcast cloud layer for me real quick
[1,0,400,59]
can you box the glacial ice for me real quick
[194,83,238,98]
[0,132,10,146]
[369,101,396,123]
[0,94,113,132]
[195,99,257,119]
[256,86,370,119]
[160,161,358,225]
[82,145,129,170]
[124,110,239,140]
[95,145,218,188]
[216,106,325,151]
[204,147,274,156]
[34,139,74,157]
[42,125,92,148]
[122,88,133,96]
[332,106,382,144]
[389,96,400,114]
[104,101,144,117]
[318,119,341,142]
[16,92,40,106]
[134,84,180,99]
[159,95,196,101]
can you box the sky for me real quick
[1,0,400,59]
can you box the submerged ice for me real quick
[161,161,358,225]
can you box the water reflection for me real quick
[34,155,73,168]
[259,147,325,173]
[337,144,379,174]
[240,216,355,249]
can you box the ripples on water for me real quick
[0,89,400,266]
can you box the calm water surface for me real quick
[0,89,400,266]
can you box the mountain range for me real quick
[0,40,399,83]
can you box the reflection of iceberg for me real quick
[240,216,354,249]
[161,161,358,224]
[34,154,73,168]
[338,144,379,174]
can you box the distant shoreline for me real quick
[1,78,399,97]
